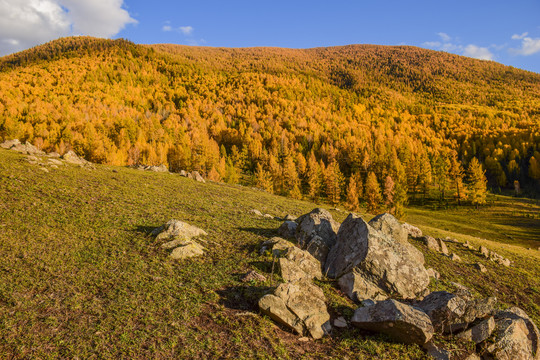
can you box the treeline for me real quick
[0,37,539,215]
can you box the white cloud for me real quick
[511,33,540,56]
[511,32,528,40]
[463,44,494,60]
[437,32,451,42]
[423,41,441,47]
[179,26,194,35]
[0,0,136,56]
[162,25,172,32]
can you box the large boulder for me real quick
[483,307,540,360]
[325,214,429,299]
[368,213,408,244]
[417,291,467,333]
[277,221,298,239]
[295,208,340,254]
[304,235,331,264]
[351,299,434,345]
[338,269,387,302]
[62,150,87,165]
[278,246,322,282]
[258,279,331,339]
[457,316,495,344]
[152,219,208,242]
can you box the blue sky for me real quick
[1,0,539,73]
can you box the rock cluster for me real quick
[255,208,539,359]
[151,220,207,260]
[137,164,168,172]
[178,170,206,183]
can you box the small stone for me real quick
[39,167,49,173]
[170,241,205,259]
[250,209,263,216]
[423,235,441,252]
[283,214,297,221]
[449,253,461,262]
[241,270,267,283]
[473,263,487,273]
[333,317,348,328]
[479,246,490,258]
[427,268,441,280]
[263,214,274,219]
[47,158,63,166]
[437,239,449,255]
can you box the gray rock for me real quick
[192,171,205,182]
[338,269,387,302]
[483,307,540,360]
[457,316,495,344]
[402,222,423,238]
[263,214,274,219]
[260,237,295,257]
[152,219,208,242]
[479,246,490,258]
[258,279,331,339]
[368,213,408,244]
[449,253,461,262]
[47,152,60,158]
[169,240,205,259]
[277,221,298,239]
[361,299,376,307]
[423,235,440,252]
[295,208,340,250]
[437,239,449,255]
[0,139,20,149]
[325,214,429,299]
[250,209,263,216]
[241,270,267,283]
[427,268,441,280]
[423,341,451,360]
[351,299,434,345]
[417,291,467,333]
[304,235,331,264]
[179,170,187,176]
[473,263,487,273]
[451,296,497,333]
[278,246,322,282]
[62,150,87,165]
[333,317,348,328]
[283,214,297,221]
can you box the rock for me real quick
[39,167,49,173]
[179,170,187,176]
[444,237,461,244]
[325,214,429,299]
[451,296,497,333]
[402,222,423,238]
[427,268,441,280]
[278,246,322,282]
[423,235,441,252]
[333,317,348,328]
[241,270,267,283]
[463,241,475,250]
[484,307,540,360]
[367,213,408,244]
[423,341,451,360]
[258,279,331,339]
[351,299,434,345]
[0,139,20,149]
[152,219,208,242]
[304,235,331,264]
[283,214,297,221]
[47,152,60,158]
[62,150,87,165]
[417,291,467,333]
[10,141,44,155]
[464,354,481,360]
[361,299,376,307]
[457,316,495,344]
[192,171,205,182]
[277,221,298,239]
[263,214,274,219]
[260,237,295,256]
[295,208,340,251]
[47,158,63,166]
[150,164,168,172]
[27,155,39,162]
[449,253,461,262]
[187,172,194,179]
[450,282,473,301]
[479,246,490,258]
[437,239,449,255]
[338,269,387,302]
[169,240,205,259]
[250,209,263,216]
[473,263,487,273]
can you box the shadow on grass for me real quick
[237,226,278,238]
[217,285,273,311]
[132,225,159,236]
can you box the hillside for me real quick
[0,37,539,211]
[0,147,539,358]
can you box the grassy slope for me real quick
[0,148,539,359]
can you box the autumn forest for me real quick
[1,37,539,215]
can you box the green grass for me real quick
[0,148,539,359]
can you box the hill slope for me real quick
[0,147,539,358]
[0,37,539,203]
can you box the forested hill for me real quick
[1,37,539,207]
